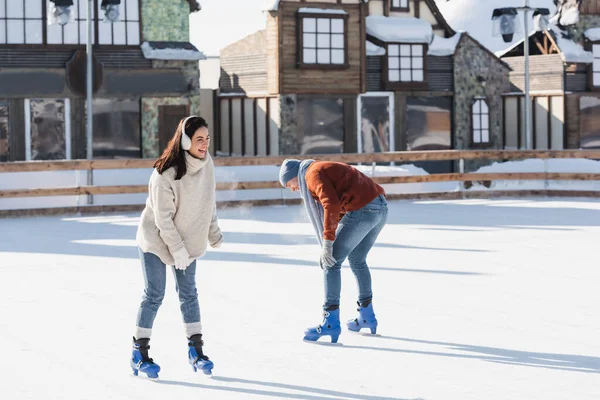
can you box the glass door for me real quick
[357,93,394,154]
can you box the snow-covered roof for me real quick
[428,33,462,56]
[264,0,367,12]
[435,0,558,54]
[366,41,386,56]
[186,0,201,13]
[585,28,600,41]
[366,16,432,44]
[298,8,348,15]
[263,0,280,12]
[552,26,593,63]
[141,42,206,61]
[495,25,593,64]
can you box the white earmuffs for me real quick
[181,115,198,151]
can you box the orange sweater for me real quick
[306,161,385,241]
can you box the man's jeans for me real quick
[323,194,388,309]
[135,249,201,334]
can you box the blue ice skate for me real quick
[347,302,378,334]
[188,334,214,375]
[130,337,161,379]
[304,309,342,343]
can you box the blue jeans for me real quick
[323,195,388,309]
[136,249,201,332]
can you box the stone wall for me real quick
[454,35,511,170]
[279,95,298,155]
[567,15,600,43]
[141,94,202,158]
[454,35,511,151]
[142,0,190,42]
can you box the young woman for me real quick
[131,116,223,379]
[279,159,388,343]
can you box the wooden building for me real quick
[218,0,512,172]
[0,0,204,163]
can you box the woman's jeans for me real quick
[323,194,388,309]
[135,249,201,337]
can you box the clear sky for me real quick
[190,0,268,57]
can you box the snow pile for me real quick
[263,0,280,11]
[585,28,600,41]
[298,8,347,15]
[551,26,593,63]
[141,42,206,61]
[366,41,386,56]
[428,33,462,56]
[366,16,432,43]
[437,0,557,53]
[467,158,600,192]
[557,5,579,25]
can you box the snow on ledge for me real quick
[298,8,347,15]
[366,16,432,43]
[141,42,206,61]
[552,26,593,64]
[263,0,280,11]
[366,41,386,56]
[428,33,462,56]
[585,28,600,42]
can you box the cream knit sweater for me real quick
[136,152,222,266]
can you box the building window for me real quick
[593,44,600,87]
[0,100,8,162]
[0,0,44,44]
[297,97,344,154]
[387,44,425,83]
[299,14,347,67]
[406,96,452,173]
[0,0,139,45]
[472,98,490,146]
[390,0,409,11]
[93,98,141,158]
[579,96,600,148]
[97,0,140,45]
[26,99,70,161]
[47,0,94,45]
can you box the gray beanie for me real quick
[279,159,301,187]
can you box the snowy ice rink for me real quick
[0,198,598,400]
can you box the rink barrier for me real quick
[2,149,600,173]
[3,173,600,198]
[2,149,600,216]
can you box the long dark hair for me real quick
[154,116,208,180]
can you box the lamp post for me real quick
[50,0,121,203]
[493,1,550,150]
[86,0,93,205]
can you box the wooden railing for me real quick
[1,150,600,215]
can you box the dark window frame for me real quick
[390,0,410,12]
[588,41,600,91]
[297,11,350,70]
[0,0,141,48]
[383,42,428,90]
[0,99,8,162]
[0,0,45,45]
[471,98,491,148]
[92,97,143,159]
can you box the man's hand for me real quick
[320,239,336,269]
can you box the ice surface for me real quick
[0,198,598,399]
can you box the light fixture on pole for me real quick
[533,9,551,32]
[101,0,121,23]
[492,1,550,150]
[48,0,74,26]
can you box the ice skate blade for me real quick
[303,339,344,346]
[352,331,381,337]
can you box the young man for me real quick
[279,159,388,343]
